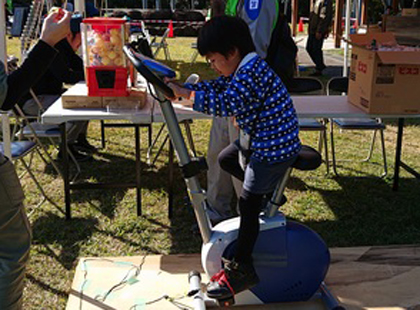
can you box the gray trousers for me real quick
[0,154,31,310]
[206,117,242,220]
[23,95,88,144]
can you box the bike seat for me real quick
[292,145,322,171]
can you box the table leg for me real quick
[101,120,106,149]
[135,124,142,216]
[1,113,11,159]
[183,120,197,157]
[169,141,174,218]
[61,123,71,220]
[392,118,404,191]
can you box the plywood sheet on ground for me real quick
[66,245,420,310]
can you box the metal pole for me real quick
[156,92,212,244]
[343,0,352,76]
[0,0,12,159]
[75,0,86,16]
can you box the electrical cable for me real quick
[78,256,147,310]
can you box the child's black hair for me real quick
[197,15,255,59]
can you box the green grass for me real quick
[5,37,420,309]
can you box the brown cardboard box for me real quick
[62,83,103,108]
[102,87,147,109]
[348,32,420,114]
[402,8,420,16]
[62,83,148,110]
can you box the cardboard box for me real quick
[62,83,102,108]
[402,8,420,16]
[348,32,420,114]
[62,83,148,110]
[102,87,147,110]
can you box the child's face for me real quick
[205,49,241,77]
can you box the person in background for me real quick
[226,0,297,89]
[206,0,297,223]
[86,2,100,17]
[19,14,96,161]
[168,16,301,299]
[306,0,333,76]
[203,0,242,225]
[0,12,72,310]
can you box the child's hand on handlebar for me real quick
[166,81,192,100]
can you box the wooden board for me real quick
[66,245,420,310]
[62,83,148,110]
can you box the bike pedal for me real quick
[216,296,235,307]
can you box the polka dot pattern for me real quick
[185,55,301,163]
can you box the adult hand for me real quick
[40,10,72,47]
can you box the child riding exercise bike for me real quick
[123,15,343,309]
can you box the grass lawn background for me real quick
[4,36,420,309]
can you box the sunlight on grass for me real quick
[4,35,420,309]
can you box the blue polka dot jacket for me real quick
[184,53,301,164]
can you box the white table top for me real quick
[42,94,154,125]
[42,89,420,126]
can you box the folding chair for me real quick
[14,92,82,181]
[0,110,62,215]
[289,77,329,174]
[146,119,197,166]
[190,42,199,64]
[150,28,171,60]
[327,76,387,177]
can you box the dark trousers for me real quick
[306,34,326,72]
[218,143,264,263]
[0,155,31,310]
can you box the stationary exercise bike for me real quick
[123,46,343,309]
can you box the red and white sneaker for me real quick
[206,258,259,300]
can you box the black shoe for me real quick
[206,258,259,300]
[58,144,92,162]
[74,138,98,154]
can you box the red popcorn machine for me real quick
[81,18,129,96]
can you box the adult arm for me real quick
[0,10,71,110]
[48,40,84,84]
[1,41,58,110]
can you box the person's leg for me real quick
[227,120,242,198]
[73,122,97,153]
[207,156,296,299]
[0,155,32,310]
[206,118,236,221]
[306,34,315,64]
[206,188,262,299]
[22,94,59,116]
[66,121,88,144]
[306,34,326,74]
[58,121,92,162]
[234,189,264,263]
[312,36,326,72]
[218,141,244,182]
